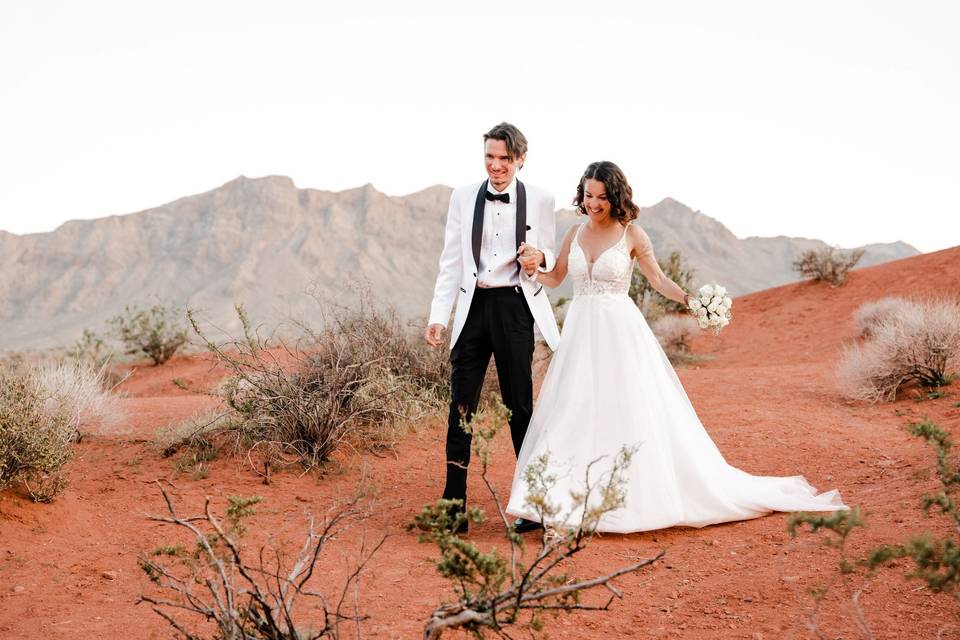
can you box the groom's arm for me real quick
[538,194,557,272]
[428,191,463,329]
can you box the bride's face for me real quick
[582,178,611,221]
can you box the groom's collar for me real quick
[487,176,517,198]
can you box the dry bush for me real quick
[176,296,449,476]
[139,484,383,639]
[0,371,73,501]
[110,301,189,365]
[793,246,865,287]
[852,297,915,338]
[838,299,960,402]
[650,314,699,364]
[0,360,120,501]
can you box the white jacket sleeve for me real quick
[428,191,463,327]
[538,194,558,273]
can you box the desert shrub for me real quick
[852,297,914,338]
[177,298,449,475]
[0,371,73,501]
[793,246,865,287]
[650,314,699,364]
[0,361,121,501]
[67,328,112,368]
[838,300,960,402]
[789,418,960,638]
[30,360,125,434]
[139,484,382,639]
[414,402,663,638]
[110,301,188,365]
[629,250,694,321]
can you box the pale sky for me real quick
[1,1,958,252]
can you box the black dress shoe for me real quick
[512,517,543,533]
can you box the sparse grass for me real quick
[793,246,865,287]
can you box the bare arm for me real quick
[535,225,577,288]
[627,225,689,305]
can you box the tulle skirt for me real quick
[505,293,847,533]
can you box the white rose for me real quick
[699,284,715,297]
[711,295,724,306]
[719,316,730,327]
[699,295,712,306]
[723,296,732,309]
[709,314,722,327]
[707,302,719,313]
[689,298,702,311]
[697,307,708,318]
[715,285,727,297]
[697,316,709,329]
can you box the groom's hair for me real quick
[483,122,528,163]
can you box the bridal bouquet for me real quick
[687,284,733,333]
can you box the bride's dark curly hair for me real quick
[573,161,640,224]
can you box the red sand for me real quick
[2,247,960,639]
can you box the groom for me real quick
[424,122,560,534]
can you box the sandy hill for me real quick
[0,176,916,351]
[1,246,958,638]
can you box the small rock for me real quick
[12,585,25,594]
[295,496,310,503]
[101,570,118,581]
[743,596,753,603]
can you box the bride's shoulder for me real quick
[624,222,654,256]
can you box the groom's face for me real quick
[484,139,525,192]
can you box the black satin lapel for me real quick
[472,179,488,270]
[515,180,527,253]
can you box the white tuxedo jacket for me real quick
[429,179,561,351]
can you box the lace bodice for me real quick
[569,223,633,297]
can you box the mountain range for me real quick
[0,175,919,350]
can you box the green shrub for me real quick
[110,301,188,365]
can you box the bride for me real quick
[506,161,847,533]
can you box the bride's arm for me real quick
[626,225,690,305]
[531,225,576,288]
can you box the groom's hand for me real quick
[517,242,544,275]
[424,323,446,347]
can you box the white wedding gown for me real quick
[505,223,847,533]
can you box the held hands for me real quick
[424,323,446,348]
[517,242,544,276]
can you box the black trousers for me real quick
[442,286,535,507]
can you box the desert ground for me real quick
[2,246,959,639]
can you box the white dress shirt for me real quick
[477,177,521,288]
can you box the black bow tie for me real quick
[485,191,510,204]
